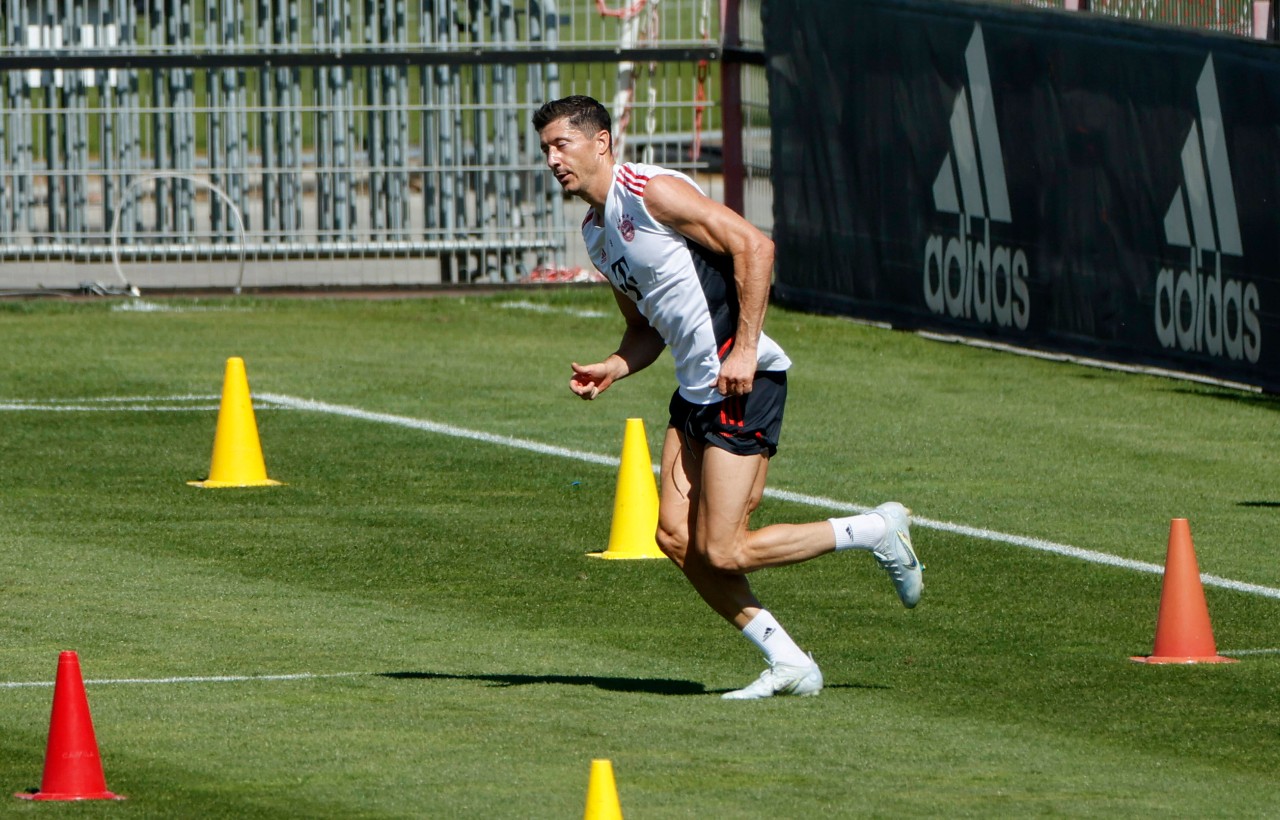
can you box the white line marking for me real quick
[0,394,287,413]
[111,300,248,314]
[0,403,226,412]
[0,672,365,689]
[260,393,619,467]
[919,331,1263,393]
[1220,648,1280,656]
[498,300,610,319]
[764,489,1280,599]
[265,394,1280,602]
[9,395,220,403]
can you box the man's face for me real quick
[538,117,608,198]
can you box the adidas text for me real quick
[1154,249,1260,362]
[923,215,1030,329]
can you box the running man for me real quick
[533,95,921,699]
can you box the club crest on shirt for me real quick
[618,214,636,242]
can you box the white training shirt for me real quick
[583,162,791,405]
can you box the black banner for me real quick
[765,0,1280,390]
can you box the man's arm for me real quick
[570,287,666,400]
[641,174,775,396]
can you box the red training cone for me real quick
[1130,519,1237,665]
[15,651,126,801]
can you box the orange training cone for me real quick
[583,759,623,820]
[1131,519,1237,664]
[589,418,663,559]
[15,651,125,801]
[188,357,283,488]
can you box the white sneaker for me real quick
[871,502,922,608]
[721,655,823,700]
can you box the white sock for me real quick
[741,610,811,667]
[829,512,886,551]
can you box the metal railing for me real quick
[1009,0,1262,37]
[1,0,741,290]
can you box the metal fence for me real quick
[0,0,745,291]
[1,0,1256,293]
[1010,0,1260,37]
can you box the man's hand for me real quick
[570,361,616,400]
[571,295,665,402]
[716,346,758,396]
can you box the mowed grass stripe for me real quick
[7,387,1280,602]
[268,392,1280,603]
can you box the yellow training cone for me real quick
[589,418,663,559]
[188,357,283,488]
[583,759,623,820]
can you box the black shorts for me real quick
[668,371,787,457]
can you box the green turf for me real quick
[1,288,1278,817]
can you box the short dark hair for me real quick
[532,95,612,142]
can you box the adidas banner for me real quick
[766,0,1280,390]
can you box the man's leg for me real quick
[699,444,923,609]
[696,444,838,574]
[655,425,761,628]
[656,426,822,699]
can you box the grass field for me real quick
[1,287,1278,818]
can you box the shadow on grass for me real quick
[1237,501,1280,508]
[379,671,893,697]
[378,670,708,696]
[1169,385,1280,410]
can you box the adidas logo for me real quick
[922,24,1031,331]
[1154,56,1260,363]
[761,627,775,642]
